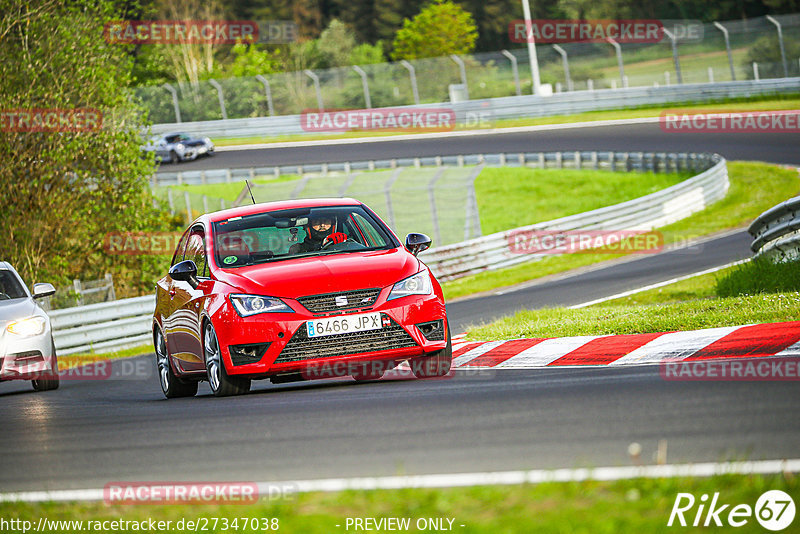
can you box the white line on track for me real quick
[2,459,798,502]
[215,117,662,152]
[569,259,748,309]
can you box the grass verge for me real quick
[212,94,800,146]
[717,256,800,297]
[444,161,800,301]
[2,474,795,533]
[59,344,153,369]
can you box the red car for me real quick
[153,198,451,398]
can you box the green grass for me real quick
[2,474,795,533]
[60,344,153,368]
[212,95,800,146]
[444,161,800,301]
[475,168,689,235]
[717,256,800,297]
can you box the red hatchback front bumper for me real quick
[213,287,447,378]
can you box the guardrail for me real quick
[420,153,728,281]
[50,296,154,356]
[748,195,800,261]
[149,78,800,139]
[54,151,726,354]
[154,150,715,188]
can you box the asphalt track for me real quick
[1,124,799,494]
[176,122,800,170]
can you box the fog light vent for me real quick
[415,320,444,341]
[229,343,270,366]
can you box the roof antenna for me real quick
[245,180,256,205]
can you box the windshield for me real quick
[212,205,395,268]
[0,270,27,300]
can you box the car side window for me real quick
[183,228,208,278]
[171,230,190,267]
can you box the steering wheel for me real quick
[0,292,10,300]
[321,234,348,249]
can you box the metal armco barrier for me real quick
[749,195,800,260]
[420,153,728,281]
[149,78,800,139]
[50,296,155,356]
[53,151,726,354]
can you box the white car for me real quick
[143,132,215,163]
[0,262,59,391]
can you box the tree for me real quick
[317,18,357,67]
[0,0,173,296]
[391,0,479,60]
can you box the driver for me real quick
[289,215,347,254]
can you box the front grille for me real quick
[275,314,417,363]
[297,288,381,314]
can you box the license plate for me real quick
[306,312,382,338]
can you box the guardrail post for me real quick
[575,151,581,169]
[167,188,175,214]
[162,83,182,123]
[753,62,760,81]
[501,50,522,96]
[713,22,736,81]
[587,79,594,91]
[184,191,192,224]
[208,79,228,120]
[663,29,683,84]
[304,70,324,111]
[556,152,563,169]
[766,15,789,78]
[707,67,714,83]
[552,44,573,92]
[400,60,420,105]
[384,168,402,229]
[428,168,446,245]
[664,71,671,86]
[220,198,226,210]
[450,55,469,100]
[605,38,626,88]
[202,195,209,214]
[226,169,232,183]
[352,65,372,109]
[255,75,275,116]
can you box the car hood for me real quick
[215,248,420,299]
[0,298,37,326]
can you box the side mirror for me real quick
[405,233,432,257]
[32,283,56,299]
[169,260,199,288]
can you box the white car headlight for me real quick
[175,143,185,152]
[230,294,293,317]
[7,316,46,337]
[387,270,433,301]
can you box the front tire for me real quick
[155,327,197,398]
[204,322,250,397]
[410,325,452,378]
[31,340,59,391]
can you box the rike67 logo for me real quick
[668,490,795,531]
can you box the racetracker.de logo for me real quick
[661,358,800,382]
[507,230,663,254]
[104,20,261,44]
[1,108,102,133]
[509,19,664,43]
[660,110,800,133]
[104,232,183,256]
[103,482,261,505]
[300,108,456,133]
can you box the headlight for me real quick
[387,270,433,301]
[203,137,212,145]
[7,316,46,337]
[176,143,185,152]
[230,294,293,317]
